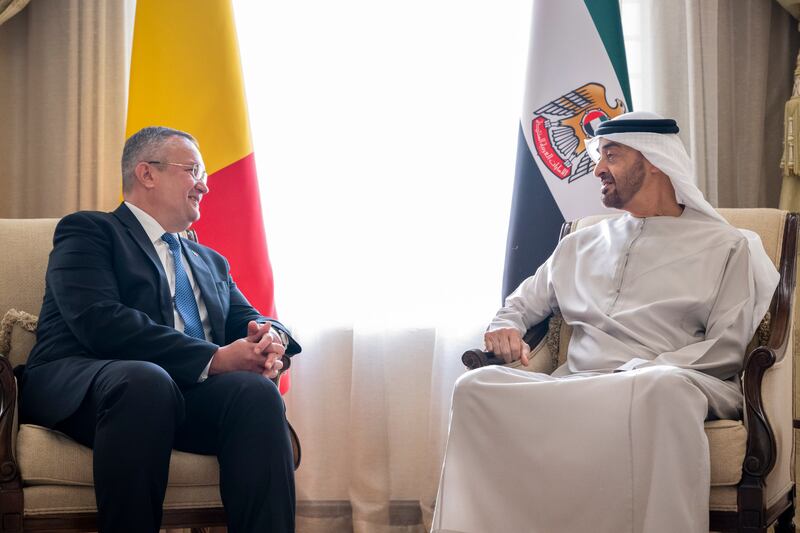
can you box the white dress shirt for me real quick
[124,202,214,379]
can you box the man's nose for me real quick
[593,160,606,178]
[196,179,209,194]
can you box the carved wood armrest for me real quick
[0,357,19,482]
[461,319,550,370]
[742,346,780,480]
[0,356,23,528]
[742,213,798,483]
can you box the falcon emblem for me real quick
[531,83,625,182]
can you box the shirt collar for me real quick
[124,201,175,246]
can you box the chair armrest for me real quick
[0,358,19,480]
[740,213,798,493]
[462,318,552,372]
[746,341,794,505]
[742,346,782,479]
[0,356,23,525]
[461,349,504,370]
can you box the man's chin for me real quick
[601,195,622,209]
[178,213,200,232]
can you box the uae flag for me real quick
[502,0,632,298]
[126,0,289,393]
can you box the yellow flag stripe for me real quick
[125,0,252,175]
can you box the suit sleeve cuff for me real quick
[198,355,214,382]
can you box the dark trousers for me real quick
[56,360,296,533]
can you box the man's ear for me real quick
[134,161,157,190]
[642,158,663,178]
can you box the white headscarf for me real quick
[585,111,779,332]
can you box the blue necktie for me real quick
[161,233,205,340]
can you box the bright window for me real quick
[233,0,532,328]
[233,1,644,328]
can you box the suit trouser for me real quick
[56,360,296,533]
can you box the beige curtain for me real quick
[0,0,30,27]
[630,0,799,208]
[778,42,800,208]
[0,0,127,218]
[0,2,208,532]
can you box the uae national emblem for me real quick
[531,83,625,182]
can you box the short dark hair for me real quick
[121,126,199,193]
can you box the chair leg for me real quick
[775,505,796,533]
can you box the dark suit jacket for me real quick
[21,203,300,428]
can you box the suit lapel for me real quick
[112,203,174,326]
[181,239,226,344]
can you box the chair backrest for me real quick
[0,218,200,366]
[554,208,791,366]
[0,219,198,317]
[0,219,59,367]
[0,219,59,320]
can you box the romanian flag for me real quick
[126,0,289,393]
[502,0,632,298]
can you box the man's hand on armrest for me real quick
[209,321,286,379]
[484,327,530,365]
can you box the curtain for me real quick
[623,0,799,208]
[778,27,800,208]
[0,0,128,218]
[286,325,479,532]
[0,0,30,27]
[232,1,532,530]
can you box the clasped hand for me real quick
[210,321,286,379]
[484,327,530,365]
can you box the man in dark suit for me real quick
[20,126,300,533]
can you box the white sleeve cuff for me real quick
[614,357,650,373]
[198,355,214,382]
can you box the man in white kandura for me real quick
[431,111,779,533]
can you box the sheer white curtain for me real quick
[233,1,531,531]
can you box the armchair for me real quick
[463,208,797,533]
[0,218,298,532]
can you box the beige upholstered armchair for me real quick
[463,208,797,533]
[0,218,298,532]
